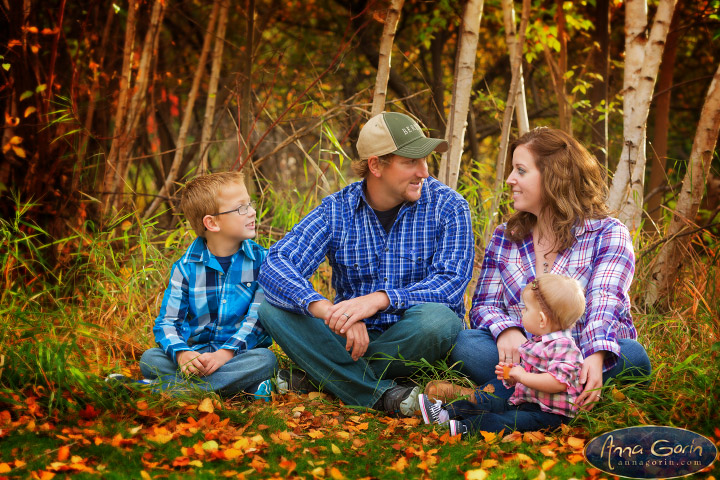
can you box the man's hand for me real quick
[325,292,390,334]
[342,322,369,361]
[195,349,234,376]
[577,351,606,410]
[176,350,204,376]
[496,327,526,366]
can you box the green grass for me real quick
[1,189,719,479]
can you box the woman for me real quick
[451,127,651,409]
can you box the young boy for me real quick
[133,171,277,398]
[419,274,585,435]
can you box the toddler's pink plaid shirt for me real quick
[508,330,584,418]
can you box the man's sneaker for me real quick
[449,420,468,436]
[105,373,156,386]
[419,393,449,425]
[378,385,420,417]
[276,369,312,394]
[252,379,273,402]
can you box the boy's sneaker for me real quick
[449,420,468,437]
[376,385,420,417]
[252,379,273,402]
[105,373,156,386]
[276,369,312,394]
[419,393,449,425]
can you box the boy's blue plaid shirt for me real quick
[258,177,475,331]
[153,237,271,362]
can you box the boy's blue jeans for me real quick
[139,346,278,395]
[258,301,464,408]
[445,383,569,434]
[450,327,652,400]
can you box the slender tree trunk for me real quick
[102,0,137,212]
[145,1,220,218]
[607,0,677,231]
[113,0,166,209]
[371,0,404,117]
[439,0,484,190]
[589,0,610,169]
[646,4,682,232]
[646,61,720,306]
[238,0,254,169]
[484,0,530,244]
[556,0,571,134]
[502,0,529,135]
[197,0,224,174]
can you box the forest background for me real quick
[1,0,720,478]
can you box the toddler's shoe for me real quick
[418,393,449,425]
[449,420,468,437]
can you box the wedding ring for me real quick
[342,313,351,319]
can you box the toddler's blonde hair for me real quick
[524,274,585,330]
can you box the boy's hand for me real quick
[177,350,205,377]
[196,349,234,376]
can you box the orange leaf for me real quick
[480,459,498,469]
[567,436,585,450]
[539,446,556,457]
[329,466,345,479]
[197,397,214,413]
[388,456,408,472]
[541,459,557,471]
[8,39,22,48]
[57,446,70,462]
[9,136,22,145]
[25,26,39,33]
[12,146,26,158]
[523,431,545,443]
[567,453,585,464]
[0,463,11,473]
[479,431,497,443]
[172,457,189,467]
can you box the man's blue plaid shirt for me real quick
[153,237,271,362]
[258,177,475,331]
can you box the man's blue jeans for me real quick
[139,346,278,395]
[450,328,652,401]
[445,385,569,434]
[258,301,464,408]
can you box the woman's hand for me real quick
[577,351,606,410]
[496,327,526,366]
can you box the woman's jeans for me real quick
[450,327,652,401]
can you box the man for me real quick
[258,112,474,416]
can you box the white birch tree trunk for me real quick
[371,0,404,117]
[501,0,528,135]
[145,0,221,219]
[483,0,530,244]
[646,62,720,305]
[608,0,677,231]
[439,0,484,190]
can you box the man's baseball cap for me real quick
[357,112,448,159]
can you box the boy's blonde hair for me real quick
[180,171,246,237]
[524,274,585,330]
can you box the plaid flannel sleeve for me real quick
[153,261,192,362]
[579,221,635,365]
[258,204,331,316]
[469,229,523,336]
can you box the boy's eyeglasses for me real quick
[210,200,257,216]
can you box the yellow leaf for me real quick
[202,440,219,451]
[331,443,341,455]
[465,468,489,480]
[308,391,328,400]
[541,459,557,471]
[356,422,368,430]
[479,431,497,443]
[310,466,325,478]
[612,387,626,401]
[480,459,498,468]
[24,106,36,117]
[140,471,152,480]
[224,448,242,460]
[567,453,585,464]
[533,470,547,480]
[523,431,545,443]
[9,136,22,145]
[567,436,585,450]
[12,146,26,158]
[277,430,293,442]
[335,431,350,440]
[308,429,324,439]
[0,464,11,473]
[197,397,214,413]
[515,453,535,465]
[539,446,556,457]
[188,460,203,467]
[329,466,345,479]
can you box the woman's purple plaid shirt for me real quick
[470,216,637,371]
